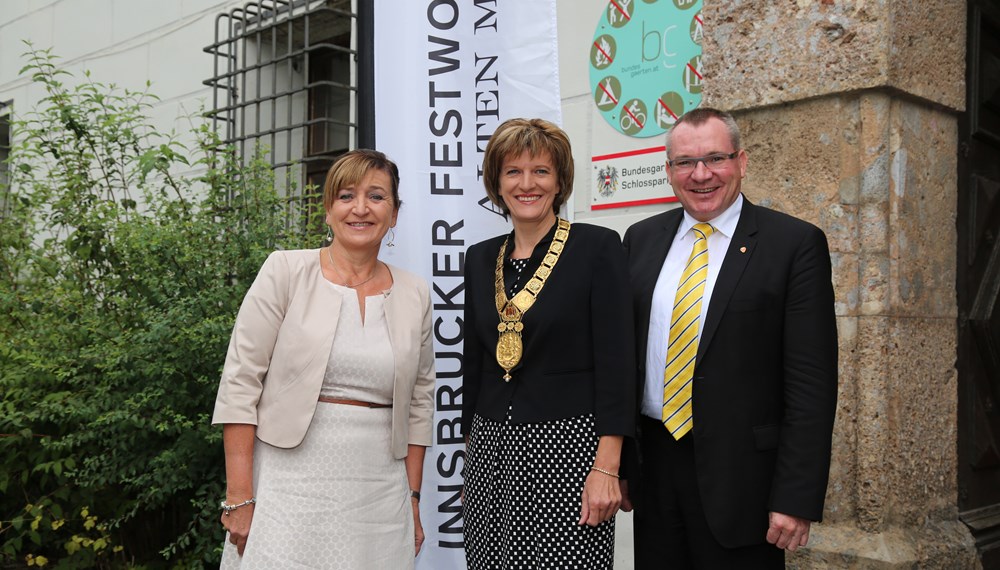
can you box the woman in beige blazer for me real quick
[212,150,435,568]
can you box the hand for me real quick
[412,498,425,556]
[578,469,622,527]
[619,479,633,513]
[220,503,255,556]
[766,511,811,551]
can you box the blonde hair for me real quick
[482,118,574,216]
[322,149,401,211]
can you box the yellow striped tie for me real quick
[662,223,715,439]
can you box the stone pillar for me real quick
[703,1,979,567]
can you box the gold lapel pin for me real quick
[740,246,747,253]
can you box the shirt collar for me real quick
[678,193,744,240]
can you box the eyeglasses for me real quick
[667,151,739,173]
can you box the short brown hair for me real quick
[322,149,401,211]
[665,107,742,157]
[482,118,574,216]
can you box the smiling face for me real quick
[325,169,398,252]
[481,118,575,219]
[498,150,560,227]
[666,117,748,222]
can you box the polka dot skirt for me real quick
[463,412,616,569]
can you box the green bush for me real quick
[0,45,321,568]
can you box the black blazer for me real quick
[461,222,636,438]
[623,198,838,548]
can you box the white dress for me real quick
[220,284,413,569]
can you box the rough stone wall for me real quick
[694,0,976,566]
[703,0,964,112]
[887,0,966,110]
[735,96,977,568]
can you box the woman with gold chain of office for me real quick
[461,118,636,569]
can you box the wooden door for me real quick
[958,1,1000,567]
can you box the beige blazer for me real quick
[211,249,435,458]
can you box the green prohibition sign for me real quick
[589,0,704,138]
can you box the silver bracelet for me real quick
[220,497,256,516]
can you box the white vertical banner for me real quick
[374,1,561,568]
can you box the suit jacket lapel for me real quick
[383,282,403,383]
[638,211,683,298]
[698,199,759,364]
[301,259,343,368]
[382,267,412,395]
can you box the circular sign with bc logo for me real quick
[589,0,703,138]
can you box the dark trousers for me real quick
[634,416,784,570]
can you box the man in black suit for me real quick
[622,107,838,568]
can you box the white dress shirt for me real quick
[641,194,744,420]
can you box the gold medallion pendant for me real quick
[494,218,570,382]
[495,331,523,381]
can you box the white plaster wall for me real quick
[557,0,680,239]
[0,0,239,173]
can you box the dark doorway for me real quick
[958,1,1000,567]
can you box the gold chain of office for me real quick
[493,218,571,382]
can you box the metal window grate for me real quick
[0,100,11,218]
[204,0,366,224]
